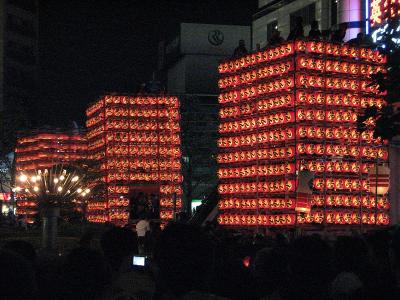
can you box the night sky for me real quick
[38,0,257,127]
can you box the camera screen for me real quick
[133,256,145,266]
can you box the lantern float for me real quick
[217,40,389,228]
[85,95,182,226]
[14,130,87,223]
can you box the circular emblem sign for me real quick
[208,30,224,46]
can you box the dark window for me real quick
[267,20,278,39]
[6,0,37,13]
[290,3,316,30]
[331,0,338,27]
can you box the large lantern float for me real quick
[217,40,390,229]
[85,95,182,226]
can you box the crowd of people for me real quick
[2,220,400,299]
[233,18,374,57]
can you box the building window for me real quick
[267,20,278,39]
[290,3,316,30]
[331,0,338,27]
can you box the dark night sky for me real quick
[38,0,257,127]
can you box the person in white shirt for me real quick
[136,216,150,254]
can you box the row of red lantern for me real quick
[297,126,375,141]
[218,213,296,226]
[218,76,295,103]
[160,210,173,220]
[218,180,295,195]
[16,154,85,164]
[17,134,85,144]
[218,163,295,179]
[109,211,129,220]
[219,94,294,119]
[218,43,295,74]
[88,139,105,150]
[160,198,182,207]
[104,120,180,132]
[219,93,383,120]
[297,74,379,93]
[86,115,103,128]
[218,161,373,179]
[87,125,104,139]
[87,96,180,117]
[296,143,387,159]
[103,108,180,120]
[218,41,384,75]
[296,91,384,108]
[16,201,37,207]
[296,211,389,225]
[87,215,108,223]
[219,60,294,89]
[109,198,129,207]
[219,112,294,133]
[160,185,182,195]
[107,172,182,183]
[108,185,129,194]
[105,132,180,144]
[87,202,108,210]
[312,194,390,209]
[217,144,387,164]
[15,208,36,215]
[219,110,359,133]
[218,128,295,148]
[219,76,380,104]
[219,57,383,90]
[299,41,386,63]
[16,162,78,172]
[104,159,181,170]
[16,143,87,153]
[106,145,181,157]
[296,56,385,76]
[313,178,368,191]
[219,198,295,210]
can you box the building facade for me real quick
[0,0,38,114]
[159,23,250,213]
[253,0,368,49]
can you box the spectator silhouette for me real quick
[233,39,248,57]
[332,23,348,43]
[287,16,304,40]
[58,247,111,300]
[268,29,284,46]
[2,240,36,263]
[0,250,37,300]
[252,246,289,299]
[288,236,333,299]
[101,226,138,273]
[154,222,225,299]
[308,20,321,39]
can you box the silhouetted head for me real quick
[154,222,212,297]
[311,20,318,30]
[357,32,364,40]
[59,247,111,300]
[239,39,245,47]
[100,226,137,271]
[0,250,37,299]
[2,240,36,263]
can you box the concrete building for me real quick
[159,23,250,213]
[253,0,368,49]
[0,0,38,117]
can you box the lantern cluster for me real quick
[14,131,87,223]
[217,40,389,228]
[85,95,182,226]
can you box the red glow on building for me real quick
[217,40,389,228]
[85,95,182,226]
[15,131,87,222]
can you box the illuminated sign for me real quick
[370,0,400,28]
